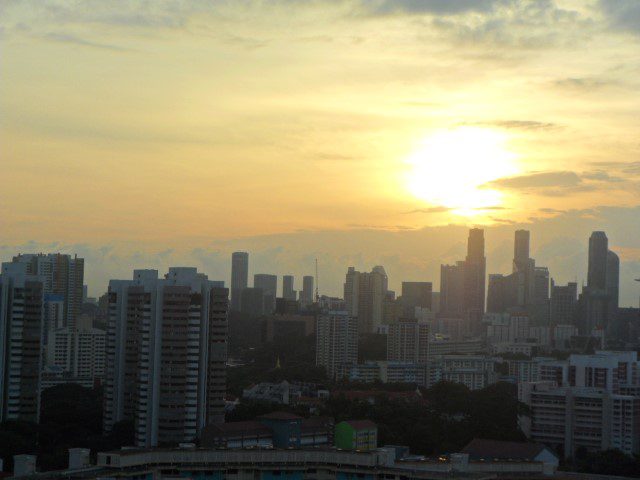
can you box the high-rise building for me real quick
[606,250,620,315]
[387,319,429,364]
[463,228,486,334]
[588,231,608,290]
[400,282,432,318]
[282,275,296,301]
[301,276,314,307]
[315,311,357,379]
[240,287,265,316]
[344,267,386,334]
[439,262,465,317]
[550,280,577,326]
[47,324,106,381]
[0,262,45,422]
[254,274,277,315]
[103,268,228,447]
[12,253,84,329]
[513,229,530,271]
[230,252,249,312]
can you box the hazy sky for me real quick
[1,1,639,304]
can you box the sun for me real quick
[405,127,519,216]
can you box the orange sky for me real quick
[1,1,639,303]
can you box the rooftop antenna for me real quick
[315,258,319,303]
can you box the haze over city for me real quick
[2,1,640,305]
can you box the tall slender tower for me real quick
[588,232,608,290]
[282,275,296,301]
[230,252,248,312]
[464,228,486,334]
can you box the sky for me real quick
[1,0,639,305]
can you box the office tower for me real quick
[531,267,550,325]
[103,267,228,447]
[254,274,277,315]
[588,231,608,290]
[301,275,314,307]
[315,312,357,379]
[550,280,578,326]
[387,319,429,364]
[439,262,465,316]
[12,253,84,329]
[282,275,296,301]
[383,292,402,324]
[240,287,265,316]
[400,282,432,318]
[0,263,45,422]
[230,252,249,312]
[343,267,385,334]
[606,250,619,313]
[513,229,530,271]
[463,228,486,333]
[372,266,388,293]
[487,274,507,313]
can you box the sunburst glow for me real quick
[406,127,519,216]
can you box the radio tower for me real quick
[315,258,319,303]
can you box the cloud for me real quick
[355,0,502,16]
[553,77,612,90]
[599,0,640,35]
[581,170,624,183]
[41,32,129,51]
[486,171,582,189]
[404,206,452,214]
[464,119,560,131]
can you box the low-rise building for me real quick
[335,420,378,451]
[428,355,499,390]
[519,381,640,458]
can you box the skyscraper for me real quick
[315,311,357,379]
[400,282,432,318]
[282,275,296,301]
[301,275,314,307]
[513,229,530,272]
[12,253,84,330]
[254,274,277,314]
[230,252,249,312]
[606,250,620,312]
[439,262,465,317]
[588,231,608,290]
[103,267,228,447]
[0,262,45,422]
[343,267,386,334]
[463,228,486,334]
[550,280,578,326]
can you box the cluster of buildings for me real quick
[0,226,638,472]
[231,252,316,316]
[0,254,104,422]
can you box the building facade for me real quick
[103,267,228,447]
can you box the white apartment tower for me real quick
[316,311,358,379]
[103,268,228,447]
[0,263,45,422]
